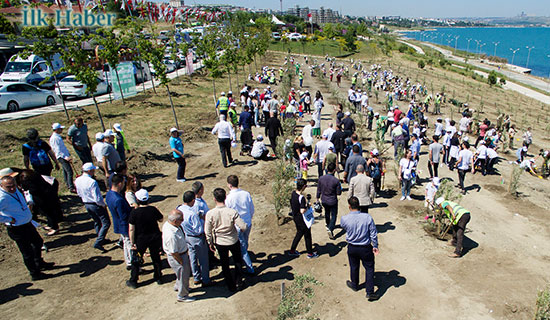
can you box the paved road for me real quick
[0,61,204,122]
[397,40,425,55]
[419,41,550,96]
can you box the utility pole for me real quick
[492,41,499,57]
[510,48,520,65]
[525,46,534,68]
[280,0,282,14]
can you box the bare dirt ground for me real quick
[1,51,549,320]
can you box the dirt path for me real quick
[1,52,549,320]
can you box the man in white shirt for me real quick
[486,146,498,174]
[162,209,195,303]
[459,115,471,134]
[50,123,75,192]
[322,123,336,142]
[434,118,444,137]
[302,119,314,154]
[456,142,474,194]
[475,140,488,176]
[92,132,105,164]
[225,175,255,274]
[313,134,334,178]
[211,115,236,168]
[74,163,111,251]
[360,92,369,114]
[177,191,210,287]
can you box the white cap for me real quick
[394,105,399,109]
[104,129,115,136]
[257,134,263,141]
[374,112,379,116]
[344,111,351,116]
[0,167,17,177]
[135,189,149,202]
[522,146,527,152]
[371,149,379,156]
[113,123,122,131]
[435,197,445,206]
[321,134,328,139]
[480,140,485,144]
[230,102,237,108]
[95,132,105,140]
[170,127,178,133]
[228,91,232,95]
[432,177,440,186]
[82,162,98,171]
[291,87,295,91]
[221,92,226,96]
[52,123,65,130]
[267,86,271,89]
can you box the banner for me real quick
[186,50,194,75]
[110,61,136,100]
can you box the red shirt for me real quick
[393,109,402,123]
[479,124,488,137]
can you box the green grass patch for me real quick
[278,273,323,320]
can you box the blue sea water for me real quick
[403,27,550,78]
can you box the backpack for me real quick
[23,140,50,166]
[370,160,381,179]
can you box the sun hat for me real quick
[104,129,115,136]
[0,168,17,178]
[52,123,65,130]
[95,132,105,140]
[135,189,149,202]
[82,163,98,171]
[371,149,379,156]
[435,197,445,206]
[113,123,122,131]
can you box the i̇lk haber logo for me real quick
[21,6,117,27]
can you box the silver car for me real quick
[57,75,111,99]
[0,82,58,112]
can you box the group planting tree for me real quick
[197,26,223,105]
[59,33,106,131]
[18,25,69,120]
[149,44,179,128]
[93,28,125,105]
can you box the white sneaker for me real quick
[177,296,196,303]
[176,178,186,182]
[400,196,405,201]
[406,196,412,201]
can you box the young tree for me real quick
[149,44,179,128]
[196,26,223,106]
[18,25,70,120]
[59,33,106,131]
[93,28,125,104]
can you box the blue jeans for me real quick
[323,202,338,232]
[84,204,111,247]
[401,178,412,197]
[238,227,254,273]
[186,234,210,284]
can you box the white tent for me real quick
[249,19,255,24]
[271,15,285,25]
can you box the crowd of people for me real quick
[1,53,548,305]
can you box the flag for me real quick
[307,12,312,23]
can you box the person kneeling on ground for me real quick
[251,135,270,160]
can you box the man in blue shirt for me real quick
[340,196,380,301]
[178,190,210,286]
[409,134,421,161]
[169,128,186,182]
[105,174,132,269]
[0,173,54,280]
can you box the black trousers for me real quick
[359,205,369,213]
[175,157,186,179]
[218,138,233,167]
[428,161,439,178]
[7,222,44,276]
[373,177,381,193]
[475,158,487,175]
[130,236,162,283]
[452,214,471,255]
[347,243,375,294]
[458,169,467,191]
[215,241,243,291]
[290,217,313,254]
[269,135,278,155]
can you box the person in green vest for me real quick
[113,123,130,162]
[298,71,304,88]
[434,93,441,115]
[228,103,239,132]
[295,62,300,75]
[351,73,357,89]
[435,197,471,258]
[423,94,432,114]
[279,67,284,82]
[374,113,388,140]
[216,92,229,116]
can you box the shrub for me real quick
[508,166,523,197]
[499,77,506,85]
[488,71,498,86]
[535,286,550,320]
[417,60,426,69]
[278,274,322,320]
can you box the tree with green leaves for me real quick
[196,26,223,106]
[149,44,180,128]
[93,28,125,105]
[0,13,15,34]
[58,33,106,131]
[17,25,70,119]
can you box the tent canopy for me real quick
[271,15,285,25]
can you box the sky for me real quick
[161,0,550,18]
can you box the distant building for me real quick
[285,5,340,23]
[169,0,185,8]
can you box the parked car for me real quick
[0,54,66,89]
[132,61,152,84]
[148,60,177,76]
[56,75,111,99]
[287,33,305,41]
[272,32,281,40]
[0,82,58,112]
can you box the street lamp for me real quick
[510,48,520,65]
[454,35,460,53]
[546,54,550,92]
[479,43,486,55]
[466,38,472,53]
[475,40,482,55]
[493,41,500,57]
[526,46,535,68]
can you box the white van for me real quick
[0,53,65,89]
